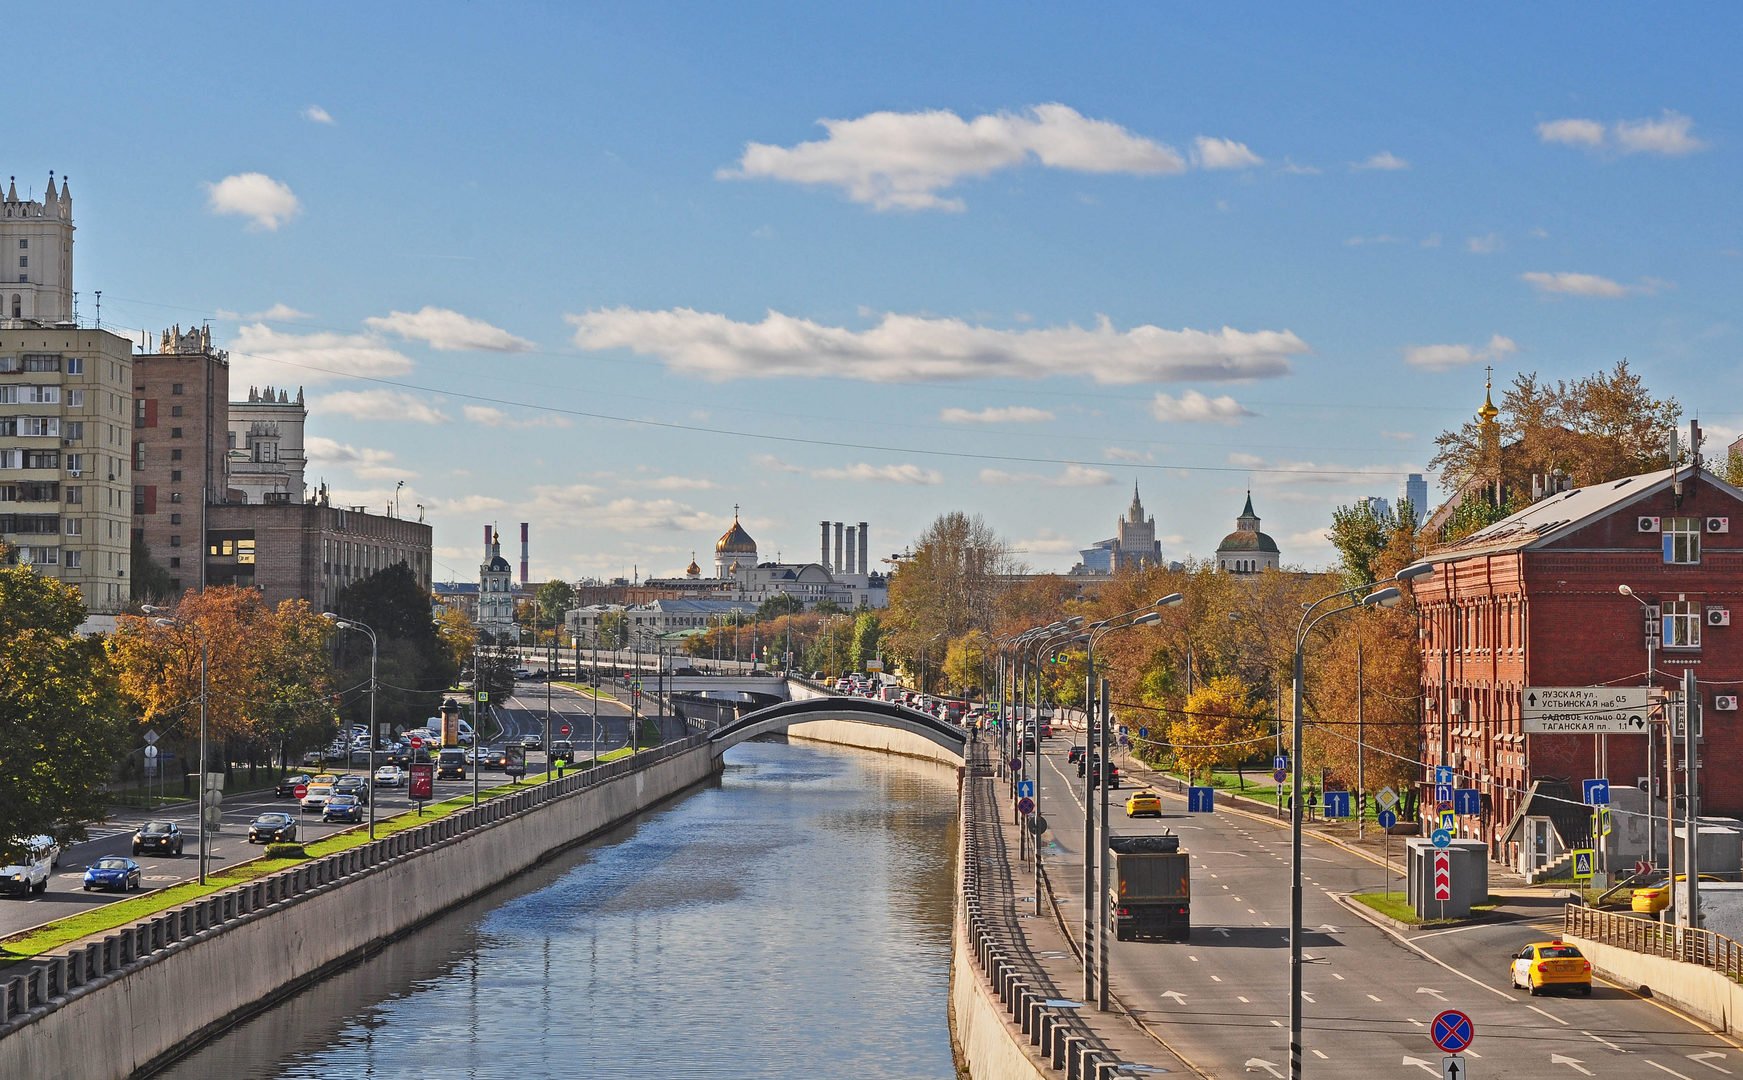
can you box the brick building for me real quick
[1418,463,1743,871]
[131,325,229,593]
[205,498,431,611]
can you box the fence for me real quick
[0,735,708,1029]
[959,744,1132,1080]
[1564,904,1743,983]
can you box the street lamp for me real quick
[1285,566,1427,1078]
[323,614,379,839]
[1619,584,1660,872]
[144,605,209,884]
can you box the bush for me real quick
[264,842,308,860]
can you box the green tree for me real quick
[883,511,1014,674]
[333,562,460,731]
[1329,499,1424,589]
[130,542,175,606]
[0,563,128,860]
[1724,446,1743,489]
[596,610,629,649]
[758,593,804,620]
[535,579,576,628]
[943,630,990,697]
[848,611,882,672]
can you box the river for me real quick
[158,739,961,1079]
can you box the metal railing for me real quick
[0,734,708,1031]
[1564,904,1743,983]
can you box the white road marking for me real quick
[1649,1062,1698,1079]
[1189,955,1199,962]
[1332,973,1345,981]
[1238,996,1250,1004]
[1311,1049,1328,1060]
[1583,1031,1626,1053]
[1688,1052,1733,1074]
[1367,994,1382,1002]
[1550,1053,1594,1075]
[1211,975,1222,982]
[1530,1004,1570,1026]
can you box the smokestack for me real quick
[484,524,493,559]
[820,521,831,569]
[520,522,529,586]
[834,522,845,575]
[858,521,869,579]
[845,526,857,574]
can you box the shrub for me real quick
[264,842,308,860]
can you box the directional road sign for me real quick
[1582,778,1611,806]
[1572,848,1594,880]
[1435,782,1454,804]
[1323,791,1351,818]
[1522,686,1651,734]
[1441,1054,1469,1080]
[1119,725,1129,736]
[1138,726,1149,739]
[1431,828,1453,849]
[1274,755,1289,771]
[143,729,160,746]
[1188,786,1215,813]
[1453,788,1481,815]
[1016,796,1036,816]
[1375,785,1399,812]
[1377,809,1398,830]
[1433,851,1453,902]
[1435,765,1455,786]
[144,745,159,759]
[1430,1009,1474,1053]
[1016,780,1035,799]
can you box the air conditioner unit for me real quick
[1638,516,1661,533]
[1709,608,1731,627]
[67,468,80,477]
[1717,695,1740,712]
[1709,517,1731,534]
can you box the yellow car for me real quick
[1509,941,1591,996]
[1632,873,1723,914]
[1124,791,1162,818]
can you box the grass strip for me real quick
[1350,890,1500,927]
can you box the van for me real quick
[1,835,60,897]
[437,747,467,780]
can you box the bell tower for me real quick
[0,172,75,323]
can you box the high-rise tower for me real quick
[0,173,75,324]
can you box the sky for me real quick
[16,5,1743,583]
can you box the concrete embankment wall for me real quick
[0,744,717,1080]
[785,718,963,767]
[949,921,1052,1080]
[1565,934,1739,1032]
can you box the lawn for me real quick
[1351,890,1500,926]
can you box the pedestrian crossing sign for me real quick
[1595,807,1612,837]
[1439,809,1455,832]
[1572,848,1595,880]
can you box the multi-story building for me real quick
[205,496,431,611]
[1,174,133,626]
[131,325,229,594]
[227,384,306,504]
[1401,473,1429,526]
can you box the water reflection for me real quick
[160,740,959,1079]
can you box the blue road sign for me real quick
[1377,808,1398,830]
[1572,849,1595,879]
[1583,778,1611,806]
[1273,768,1288,783]
[1274,755,1289,771]
[1430,1010,1475,1054]
[1431,828,1453,848]
[1188,786,1215,813]
[1440,810,1456,831]
[1119,725,1130,736]
[1009,758,1024,773]
[1323,791,1351,818]
[1435,783,1454,804]
[1138,726,1149,739]
[1435,765,1455,786]
[1016,796,1036,816]
[1453,788,1481,815]
[1016,780,1035,799]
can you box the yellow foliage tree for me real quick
[1166,675,1265,783]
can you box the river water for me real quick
[159,739,961,1080]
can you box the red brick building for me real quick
[131,326,230,594]
[1417,464,1743,867]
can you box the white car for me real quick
[2,835,60,897]
[374,764,406,788]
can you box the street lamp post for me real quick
[323,614,379,839]
[1619,584,1660,870]
[145,606,210,884]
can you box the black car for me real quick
[485,745,510,770]
[248,812,298,844]
[132,821,184,856]
[437,748,467,780]
[332,777,370,805]
[1066,745,1087,765]
[549,740,576,764]
[275,773,313,798]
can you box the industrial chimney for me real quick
[834,521,845,576]
[520,522,529,586]
[820,521,832,569]
[845,526,857,574]
[858,522,869,579]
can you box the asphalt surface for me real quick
[1022,733,1740,1080]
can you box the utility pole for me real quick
[1356,641,1365,841]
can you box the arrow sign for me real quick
[1582,778,1611,806]
[1189,786,1215,813]
[1442,1056,1468,1080]
[1159,990,1188,1004]
[1324,790,1351,818]
[1550,1054,1593,1076]
[1403,1057,1438,1076]
[1016,780,1035,799]
[1453,788,1481,815]
[1688,1052,1732,1073]
[1245,1059,1282,1078]
[1435,765,1455,785]
[1434,850,1453,901]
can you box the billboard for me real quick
[408,762,434,800]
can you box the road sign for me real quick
[1582,778,1611,806]
[1433,851,1453,901]
[1435,782,1453,804]
[1453,788,1480,815]
[1378,809,1398,830]
[1119,725,1129,736]
[1138,726,1149,739]
[1188,786,1215,813]
[1522,686,1651,734]
[1017,796,1036,815]
[1595,807,1612,837]
[560,724,571,736]
[1430,1009,1474,1053]
[1274,755,1289,771]
[144,745,159,759]
[1273,769,1288,783]
[1027,814,1048,835]
[1442,1054,1469,1080]
[1009,757,1024,773]
[1431,828,1452,848]
[1323,791,1351,818]
[1439,810,1456,832]
[1016,780,1035,799]
[293,783,308,800]
[1571,848,1595,880]
[1635,858,1654,877]
[143,729,160,746]
[478,691,489,703]
[1375,785,1399,812]
[1435,765,1455,786]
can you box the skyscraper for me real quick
[1401,473,1428,526]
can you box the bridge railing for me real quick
[1564,904,1743,982]
[0,734,709,1031]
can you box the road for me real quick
[1026,734,1740,1079]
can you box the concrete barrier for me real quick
[1565,933,1738,1032]
[786,717,963,766]
[0,742,718,1080]
[950,924,1051,1080]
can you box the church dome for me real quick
[715,511,757,555]
[1216,529,1279,554]
[685,553,702,577]
[488,554,512,572]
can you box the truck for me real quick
[1107,832,1190,942]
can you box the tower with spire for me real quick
[476,525,518,641]
[1,171,75,323]
[1216,491,1281,575]
[1111,481,1162,571]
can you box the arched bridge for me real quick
[710,696,967,761]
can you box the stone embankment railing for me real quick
[1565,903,1743,981]
[0,735,705,1030]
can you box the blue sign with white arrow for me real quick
[1138,726,1149,739]
[1188,786,1215,813]
[1016,780,1034,799]
[1377,808,1398,830]
[1435,783,1454,805]
[1431,828,1453,848]
[1435,765,1455,786]
[1583,778,1611,806]
[1323,791,1351,818]
[1453,788,1481,815]
[1274,755,1289,771]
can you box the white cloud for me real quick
[568,307,1308,385]
[1149,389,1255,424]
[813,463,944,485]
[232,323,414,386]
[1352,151,1409,171]
[215,302,311,322]
[1104,447,1152,463]
[1520,271,1665,298]
[751,454,805,474]
[1419,234,1443,249]
[204,172,301,230]
[303,105,335,125]
[1014,529,1085,556]
[461,404,571,429]
[1280,159,1322,175]
[644,475,717,491]
[590,498,723,533]
[979,465,1113,487]
[939,405,1056,424]
[305,436,409,480]
[314,389,448,424]
[435,494,509,514]
[1379,431,1416,443]
[1192,136,1263,170]
[364,306,534,352]
[1403,334,1518,372]
[718,103,1186,211]
[1538,111,1707,157]
[1465,233,1504,254]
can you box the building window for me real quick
[17,256,25,268]
[171,383,184,396]
[65,358,82,375]
[22,355,59,373]
[169,536,182,548]
[170,449,183,462]
[16,240,24,249]
[1664,517,1701,564]
[1663,600,1702,649]
[170,513,182,525]
[168,557,181,568]
[63,518,80,536]
[169,492,183,504]
[170,427,183,439]
[170,469,183,481]
[64,550,80,569]
[134,399,147,427]
[64,487,80,505]
[170,405,184,418]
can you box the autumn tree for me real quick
[1165,676,1264,783]
[1329,498,1426,589]
[883,512,1016,675]
[0,562,129,860]
[1303,604,1422,800]
[535,579,576,629]
[943,629,991,698]
[434,603,477,674]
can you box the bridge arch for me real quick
[710,696,967,761]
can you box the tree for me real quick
[848,611,882,672]
[758,593,804,620]
[1329,499,1424,589]
[0,562,129,860]
[1303,606,1422,798]
[943,630,990,697]
[884,511,1016,675]
[596,610,629,650]
[1437,491,1525,545]
[1165,676,1264,783]
[434,604,477,675]
[130,542,175,606]
[333,562,461,731]
[535,579,576,629]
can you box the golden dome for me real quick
[715,507,757,555]
[685,552,702,577]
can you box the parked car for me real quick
[132,821,184,856]
[83,856,141,893]
[323,794,365,824]
[248,812,298,844]
[275,773,313,798]
[374,764,406,788]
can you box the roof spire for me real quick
[1241,489,1256,519]
[1478,364,1499,423]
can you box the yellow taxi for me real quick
[1632,874,1723,914]
[1508,940,1592,996]
[1124,790,1163,818]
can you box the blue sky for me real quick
[19,5,1743,581]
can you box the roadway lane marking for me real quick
[1311,1050,1328,1060]
[1367,994,1382,1002]
[1687,1052,1732,1073]
[1189,955,1199,962]
[1248,908,1256,914]
[1530,1004,1570,1026]
[1210,975,1222,982]
[1649,1063,1697,1079]
[1332,973,1344,981]
[1238,996,1250,1004]
[1579,1030,1627,1053]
